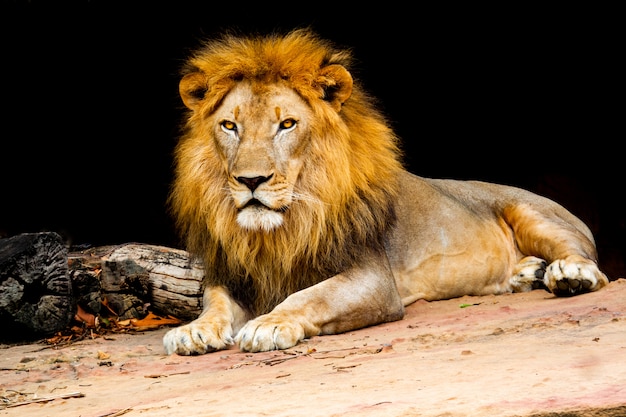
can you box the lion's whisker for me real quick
[291,192,332,207]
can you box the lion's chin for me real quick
[236,206,284,232]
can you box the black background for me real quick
[1,2,623,277]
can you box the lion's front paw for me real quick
[163,319,233,355]
[235,314,306,353]
[544,257,609,297]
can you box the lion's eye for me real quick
[279,118,297,130]
[221,120,237,132]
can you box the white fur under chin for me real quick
[237,207,284,231]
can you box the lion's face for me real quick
[212,81,313,232]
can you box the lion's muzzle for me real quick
[231,175,287,231]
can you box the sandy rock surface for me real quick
[2,279,626,417]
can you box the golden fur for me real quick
[163,29,609,355]
[169,29,403,315]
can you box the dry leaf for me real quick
[129,312,181,330]
[97,351,110,360]
[74,305,97,328]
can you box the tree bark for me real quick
[0,232,73,342]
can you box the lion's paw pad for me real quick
[544,259,606,297]
[553,277,593,295]
[511,256,548,292]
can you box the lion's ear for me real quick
[179,72,209,110]
[316,64,353,112]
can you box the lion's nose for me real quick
[236,174,273,192]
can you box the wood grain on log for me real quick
[69,243,204,321]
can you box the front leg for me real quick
[163,286,248,355]
[236,250,405,352]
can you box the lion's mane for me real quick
[170,29,405,315]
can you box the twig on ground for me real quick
[4,391,84,408]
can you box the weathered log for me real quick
[68,243,204,321]
[0,232,74,342]
[0,235,202,343]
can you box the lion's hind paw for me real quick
[544,257,609,297]
[510,256,548,292]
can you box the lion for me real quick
[162,28,609,355]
